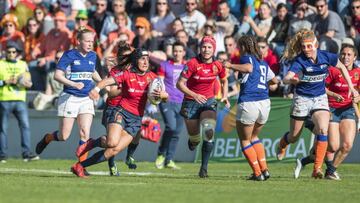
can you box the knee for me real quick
[341,142,353,153]
[201,119,216,142]
[106,140,118,148]
[327,143,338,153]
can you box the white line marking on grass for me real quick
[0,168,170,176]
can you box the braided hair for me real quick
[237,35,261,60]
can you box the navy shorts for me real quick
[330,106,356,123]
[101,105,141,137]
[180,98,217,119]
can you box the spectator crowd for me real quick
[1,0,360,102]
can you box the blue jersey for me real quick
[237,54,274,103]
[290,50,338,97]
[57,49,96,97]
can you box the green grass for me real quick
[1,159,360,203]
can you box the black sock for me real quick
[81,150,106,168]
[108,156,115,168]
[201,141,214,170]
[301,156,314,166]
[126,143,138,159]
[325,160,336,173]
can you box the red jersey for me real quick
[325,66,360,108]
[181,57,226,100]
[113,69,157,116]
[106,68,123,107]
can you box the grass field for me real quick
[1,159,360,203]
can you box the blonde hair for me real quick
[282,29,316,61]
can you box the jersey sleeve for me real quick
[180,64,194,79]
[289,60,302,74]
[217,63,226,79]
[325,52,338,67]
[157,63,165,77]
[266,65,275,82]
[325,67,335,86]
[113,71,126,86]
[56,51,72,71]
[239,55,252,65]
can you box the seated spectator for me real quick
[198,19,229,55]
[0,14,25,58]
[310,0,346,53]
[243,2,273,38]
[88,0,112,36]
[71,10,97,47]
[100,0,132,44]
[287,2,312,38]
[348,0,360,53]
[174,29,196,60]
[30,11,72,91]
[224,35,240,64]
[151,0,176,42]
[132,17,158,51]
[216,51,239,98]
[57,0,86,30]
[33,5,51,34]
[24,17,45,63]
[267,3,290,57]
[215,0,240,37]
[126,0,151,21]
[257,37,280,75]
[163,18,186,52]
[179,0,206,39]
[104,12,135,50]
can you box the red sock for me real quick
[252,140,268,171]
[314,135,328,170]
[242,144,261,176]
[79,152,89,162]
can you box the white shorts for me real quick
[236,99,270,125]
[57,92,95,118]
[290,93,329,119]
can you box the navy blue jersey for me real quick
[57,49,97,97]
[237,54,274,103]
[290,50,338,97]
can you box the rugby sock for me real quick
[78,140,89,162]
[108,156,115,168]
[314,135,328,170]
[279,132,289,149]
[242,144,261,176]
[45,131,59,143]
[301,156,314,166]
[201,141,213,170]
[325,160,336,173]
[126,143,139,159]
[251,140,268,171]
[81,150,106,168]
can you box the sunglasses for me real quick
[76,18,87,21]
[352,5,360,9]
[186,2,196,6]
[157,2,167,5]
[28,23,38,27]
[136,26,144,29]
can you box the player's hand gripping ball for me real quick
[148,77,165,105]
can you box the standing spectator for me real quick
[0,14,25,58]
[215,0,240,37]
[179,0,206,39]
[0,41,39,163]
[311,0,346,53]
[198,19,229,55]
[100,0,132,44]
[24,17,45,63]
[88,0,111,36]
[216,51,239,98]
[155,42,186,170]
[267,3,290,57]
[257,37,280,75]
[31,11,72,91]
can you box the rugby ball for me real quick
[148,77,165,105]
